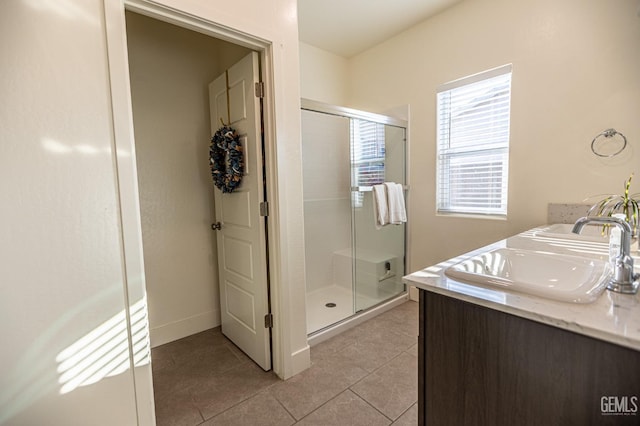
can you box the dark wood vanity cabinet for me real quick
[418,290,640,425]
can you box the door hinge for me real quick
[259,201,269,217]
[255,81,265,98]
[264,313,273,328]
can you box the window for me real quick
[351,118,385,207]
[436,64,512,216]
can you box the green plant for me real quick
[587,173,639,236]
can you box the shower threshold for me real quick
[306,290,408,347]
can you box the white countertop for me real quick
[403,225,640,352]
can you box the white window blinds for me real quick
[351,119,385,207]
[436,64,512,216]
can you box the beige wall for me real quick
[126,12,251,346]
[299,42,349,104]
[344,0,640,271]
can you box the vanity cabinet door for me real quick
[418,290,640,426]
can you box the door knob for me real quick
[211,222,222,231]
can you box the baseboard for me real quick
[149,310,220,348]
[288,345,311,379]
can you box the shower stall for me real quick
[301,99,408,336]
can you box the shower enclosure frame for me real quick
[301,98,411,345]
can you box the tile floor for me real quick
[151,300,419,425]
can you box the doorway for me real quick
[124,9,274,419]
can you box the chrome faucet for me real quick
[572,216,639,294]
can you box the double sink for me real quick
[444,223,635,304]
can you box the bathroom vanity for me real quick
[404,225,640,425]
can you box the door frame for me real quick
[123,0,285,366]
[105,0,301,386]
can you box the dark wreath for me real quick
[209,125,244,193]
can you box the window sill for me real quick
[436,212,507,221]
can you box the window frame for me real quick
[435,64,512,218]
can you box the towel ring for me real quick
[591,128,627,158]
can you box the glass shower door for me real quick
[302,99,408,335]
[301,109,354,334]
[351,121,407,312]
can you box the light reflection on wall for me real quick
[23,0,99,26]
[41,138,130,157]
[56,298,150,395]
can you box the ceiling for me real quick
[297,0,463,58]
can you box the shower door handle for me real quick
[211,222,222,231]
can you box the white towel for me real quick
[372,184,389,229]
[384,182,407,224]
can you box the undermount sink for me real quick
[444,247,610,303]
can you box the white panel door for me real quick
[208,52,271,370]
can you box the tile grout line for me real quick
[346,346,414,389]
[290,388,382,425]
[270,391,302,424]
[194,383,287,426]
[154,301,418,425]
[346,388,395,424]
[196,368,281,424]
[393,402,417,423]
[346,348,418,423]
